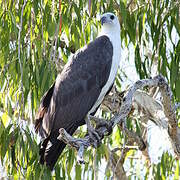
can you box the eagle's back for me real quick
[35,35,113,169]
[41,35,113,134]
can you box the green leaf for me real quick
[1,112,11,128]
[174,160,179,180]
[75,164,82,180]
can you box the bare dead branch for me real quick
[113,128,127,180]
[157,76,180,155]
[57,74,180,164]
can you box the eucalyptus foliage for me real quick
[0,0,179,179]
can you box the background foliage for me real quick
[0,0,180,179]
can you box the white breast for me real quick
[89,33,121,114]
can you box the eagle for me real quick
[35,12,121,170]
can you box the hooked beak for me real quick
[100,16,107,25]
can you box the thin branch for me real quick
[119,125,146,151]
[126,0,134,9]
[59,0,62,35]
[18,0,27,115]
[40,0,45,57]
[50,22,60,64]
[114,125,127,179]
[106,141,128,180]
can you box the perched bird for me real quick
[35,12,121,170]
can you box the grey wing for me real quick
[42,35,113,135]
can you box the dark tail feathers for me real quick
[39,124,78,170]
[35,83,55,134]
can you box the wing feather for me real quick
[37,35,113,136]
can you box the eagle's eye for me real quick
[110,15,114,20]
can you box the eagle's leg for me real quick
[89,115,113,135]
[85,115,101,148]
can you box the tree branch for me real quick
[157,77,180,154]
[57,74,180,163]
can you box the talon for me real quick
[106,121,113,135]
[96,121,113,135]
[85,116,102,148]
[89,115,113,136]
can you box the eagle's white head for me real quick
[99,12,120,37]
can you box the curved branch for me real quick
[57,75,180,163]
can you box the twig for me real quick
[114,124,126,178]
[40,0,45,57]
[50,21,60,64]
[18,0,27,114]
[126,0,134,9]
[59,0,62,35]
[119,125,146,151]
